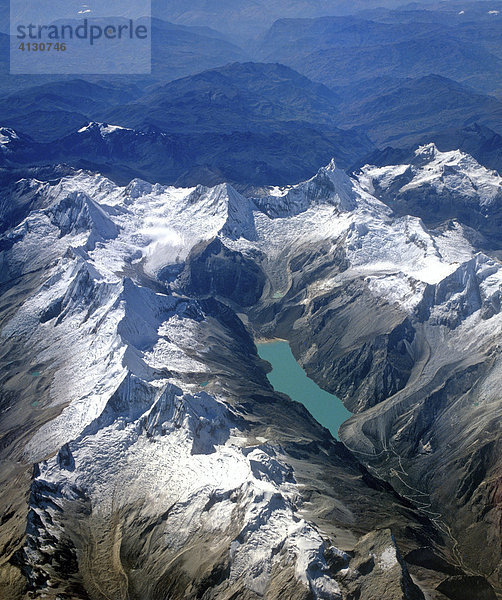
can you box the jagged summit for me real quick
[413,142,439,159]
[252,158,364,218]
[416,252,502,327]
[47,190,119,244]
[359,143,502,205]
[2,149,502,599]
[185,182,257,240]
[357,143,502,249]
[0,127,19,145]
[77,122,133,137]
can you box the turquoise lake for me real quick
[257,340,352,440]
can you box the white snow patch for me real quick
[78,122,132,136]
[378,546,398,570]
[0,127,19,145]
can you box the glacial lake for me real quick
[257,340,352,440]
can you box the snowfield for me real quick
[3,142,502,598]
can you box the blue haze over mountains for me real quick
[2,0,502,187]
[4,2,502,600]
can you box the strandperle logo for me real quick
[10,0,151,74]
[16,19,149,46]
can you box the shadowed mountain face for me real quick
[255,9,502,95]
[0,63,374,187]
[0,121,373,189]
[103,62,342,133]
[1,157,502,599]
[0,121,373,188]
[338,75,502,148]
[0,80,144,141]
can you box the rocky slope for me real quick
[0,150,501,599]
[355,143,502,248]
[241,160,502,597]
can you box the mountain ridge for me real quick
[1,150,501,597]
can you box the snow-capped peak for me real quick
[185,182,257,241]
[0,127,20,146]
[414,142,439,160]
[253,158,360,218]
[77,122,132,137]
[358,143,502,208]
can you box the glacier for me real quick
[1,142,502,599]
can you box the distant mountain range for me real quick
[340,74,502,147]
[0,18,248,96]
[0,63,375,186]
[0,120,373,189]
[4,64,502,186]
[256,13,502,95]
[151,0,440,38]
[1,2,502,183]
[1,3,502,158]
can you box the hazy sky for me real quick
[10,0,151,26]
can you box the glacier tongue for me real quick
[4,154,500,598]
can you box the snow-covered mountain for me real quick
[0,127,20,147]
[1,151,501,598]
[356,143,502,248]
[360,143,502,203]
